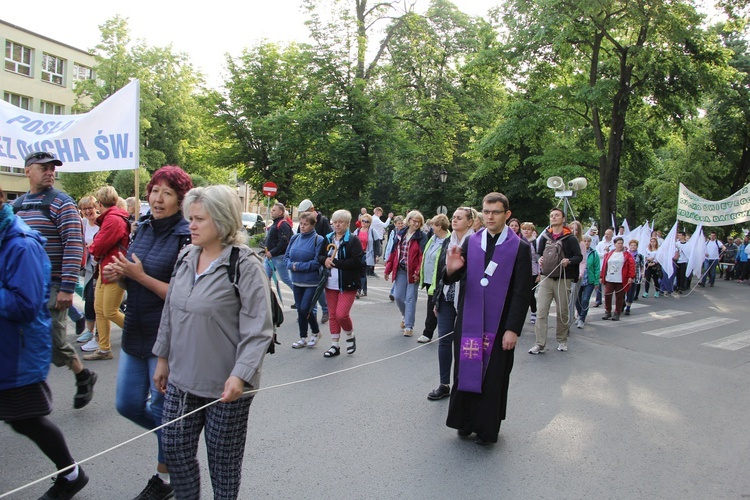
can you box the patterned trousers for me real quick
[162,384,253,500]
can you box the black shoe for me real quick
[40,466,89,499]
[474,436,492,446]
[698,282,705,287]
[291,303,297,309]
[624,308,630,316]
[133,474,175,500]
[389,294,394,302]
[427,384,450,401]
[74,370,97,409]
[75,318,85,336]
[457,429,472,438]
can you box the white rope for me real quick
[0,332,450,498]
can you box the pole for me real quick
[134,167,139,204]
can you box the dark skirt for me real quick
[0,381,53,421]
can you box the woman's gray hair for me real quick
[182,185,248,246]
[331,209,352,224]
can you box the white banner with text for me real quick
[677,182,750,226]
[0,80,139,172]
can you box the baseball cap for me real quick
[24,151,62,168]
[298,199,313,212]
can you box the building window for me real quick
[5,40,33,76]
[73,63,93,81]
[40,100,64,114]
[41,53,65,85]
[0,165,25,175]
[3,91,31,110]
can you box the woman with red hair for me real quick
[102,165,193,499]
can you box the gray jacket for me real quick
[153,244,273,399]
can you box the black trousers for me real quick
[423,291,437,338]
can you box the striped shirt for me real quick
[16,189,84,294]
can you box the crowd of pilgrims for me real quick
[3,156,743,499]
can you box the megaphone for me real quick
[547,176,565,190]
[567,177,588,191]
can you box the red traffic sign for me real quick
[262,181,277,197]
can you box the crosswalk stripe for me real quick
[702,331,750,351]
[595,309,690,327]
[642,317,738,338]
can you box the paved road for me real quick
[2,266,750,499]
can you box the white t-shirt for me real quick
[606,251,625,283]
[83,218,100,245]
[705,239,724,260]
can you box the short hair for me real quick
[331,209,352,224]
[405,210,424,227]
[374,207,383,213]
[360,215,373,223]
[125,197,137,209]
[628,239,639,247]
[116,197,127,211]
[583,234,592,242]
[95,186,119,208]
[182,185,247,246]
[613,236,624,243]
[432,214,450,230]
[147,165,193,204]
[78,195,97,209]
[550,207,565,218]
[298,212,316,225]
[393,215,404,224]
[482,192,509,211]
[273,202,286,213]
[521,222,535,231]
[677,231,686,237]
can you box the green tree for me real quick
[60,172,110,202]
[498,0,730,230]
[74,15,204,172]
[111,167,150,198]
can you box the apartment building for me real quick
[1,19,96,199]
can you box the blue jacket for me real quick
[0,214,52,390]
[285,230,324,286]
[122,212,191,358]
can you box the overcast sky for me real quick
[2,0,503,88]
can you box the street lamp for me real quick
[437,170,449,214]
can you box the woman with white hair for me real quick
[318,209,364,357]
[385,210,426,337]
[153,185,273,499]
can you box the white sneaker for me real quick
[81,338,99,352]
[576,319,584,329]
[417,335,431,343]
[306,335,319,347]
[528,344,545,354]
[557,342,568,352]
[292,338,307,349]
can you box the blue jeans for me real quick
[292,285,320,338]
[436,297,457,386]
[265,255,294,294]
[116,350,165,464]
[701,259,719,285]
[393,269,419,329]
[576,284,596,322]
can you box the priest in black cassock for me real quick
[443,192,532,445]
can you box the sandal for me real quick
[323,345,340,358]
[346,336,356,354]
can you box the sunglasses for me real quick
[26,151,56,161]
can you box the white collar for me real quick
[481,226,508,251]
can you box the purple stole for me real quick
[457,228,520,394]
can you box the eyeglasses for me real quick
[482,209,506,216]
[81,207,95,212]
[362,220,371,223]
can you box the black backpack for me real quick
[173,246,283,353]
[13,188,61,222]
